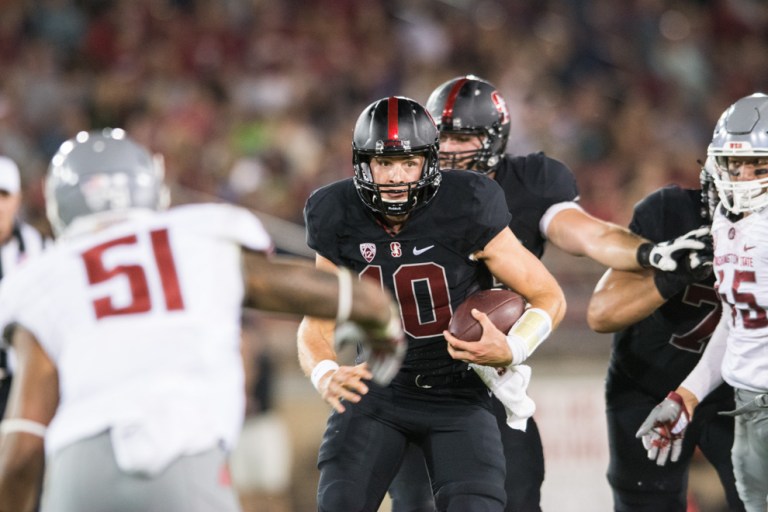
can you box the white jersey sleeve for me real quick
[711,207,768,392]
[0,203,271,474]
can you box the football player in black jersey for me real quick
[298,96,567,511]
[386,75,713,512]
[587,160,744,512]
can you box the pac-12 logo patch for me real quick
[390,242,402,258]
[360,243,376,263]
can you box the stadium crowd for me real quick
[1,0,766,235]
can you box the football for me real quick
[448,289,526,341]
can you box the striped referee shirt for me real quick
[0,221,47,379]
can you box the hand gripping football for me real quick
[448,289,526,341]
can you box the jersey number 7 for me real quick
[81,228,185,319]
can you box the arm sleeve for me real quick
[679,310,728,400]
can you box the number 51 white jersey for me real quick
[0,203,272,475]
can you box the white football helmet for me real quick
[46,129,169,235]
[707,93,768,214]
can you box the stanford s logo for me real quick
[360,243,376,263]
[390,242,402,258]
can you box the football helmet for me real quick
[352,96,441,216]
[46,128,170,235]
[425,75,510,173]
[707,93,768,214]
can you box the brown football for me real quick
[448,289,526,341]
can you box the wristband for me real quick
[336,268,353,324]
[0,418,47,438]
[636,242,654,268]
[310,359,339,391]
[505,308,553,364]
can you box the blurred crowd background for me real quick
[2,0,767,510]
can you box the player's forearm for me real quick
[296,316,337,377]
[245,254,391,327]
[581,226,647,271]
[0,437,44,512]
[587,269,663,332]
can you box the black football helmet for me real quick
[352,96,441,216]
[426,75,511,174]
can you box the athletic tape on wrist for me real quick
[505,308,552,364]
[336,268,353,324]
[311,359,340,391]
[0,418,47,438]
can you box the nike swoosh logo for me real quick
[413,245,434,256]
[744,245,756,251]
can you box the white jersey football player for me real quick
[0,129,405,512]
[637,93,768,512]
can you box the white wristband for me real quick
[336,268,353,324]
[311,359,340,391]
[0,418,47,438]
[505,308,553,364]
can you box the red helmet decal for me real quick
[491,91,510,124]
[388,97,400,141]
[441,78,469,125]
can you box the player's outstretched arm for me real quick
[243,250,392,331]
[546,208,649,270]
[587,268,664,332]
[0,327,59,512]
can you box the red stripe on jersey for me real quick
[388,97,399,141]
[442,78,469,124]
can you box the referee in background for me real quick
[0,155,47,418]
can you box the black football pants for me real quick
[316,385,506,512]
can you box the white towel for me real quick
[470,363,536,431]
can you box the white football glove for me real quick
[637,226,710,272]
[636,391,690,466]
[334,304,406,386]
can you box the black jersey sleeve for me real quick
[510,152,579,205]
[628,185,702,243]
[304,179,356,262]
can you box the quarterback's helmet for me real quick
[46,129,169,235]
[352,96,441,216]
[425,75,510,173]
[707,93,768,214]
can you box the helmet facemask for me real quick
[710,155,768,214]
